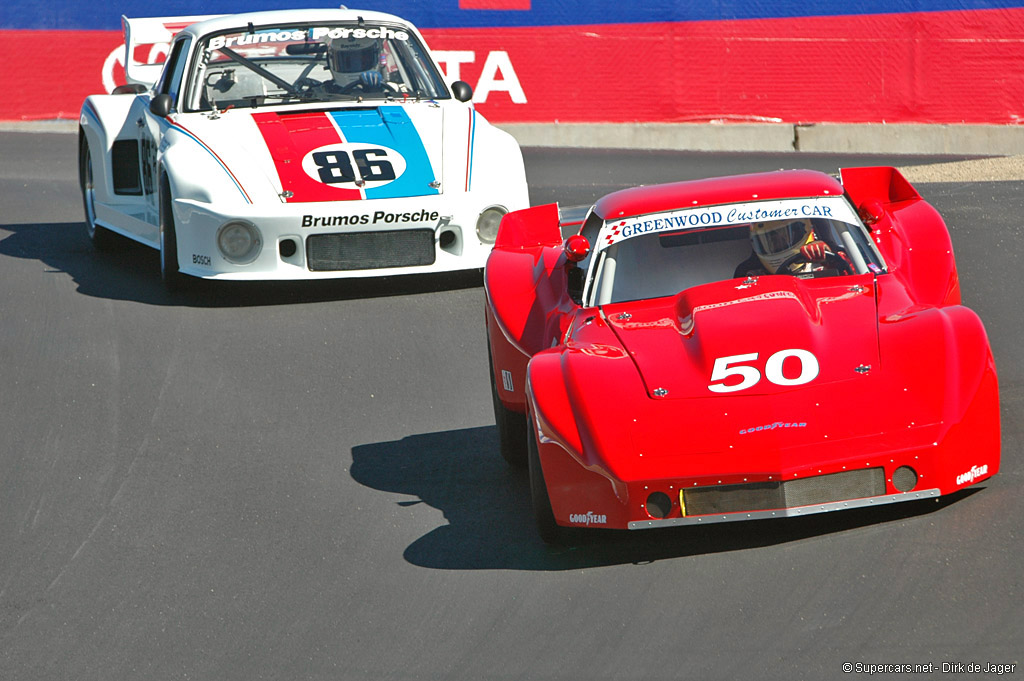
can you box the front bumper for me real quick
[536,421,998,532]
[628,487,941,530]
[171,194,502,280]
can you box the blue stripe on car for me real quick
[327,107,439,200]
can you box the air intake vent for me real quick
[306,229,435,271]
[683,468,886,516]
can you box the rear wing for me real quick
[840,166,920,209]
[494,203,562,249]
[122,14,223,87]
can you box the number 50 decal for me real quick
[708,349,819,393]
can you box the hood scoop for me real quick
[606,276,880,400]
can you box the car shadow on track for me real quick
[351,425,980,571]
[0,221,482,306]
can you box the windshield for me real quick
[583,196,887,306]
[184,22,449,111]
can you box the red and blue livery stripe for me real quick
[167,118,252,204]
[465,109,477,192]
[329,108,438,200]
[253,107,438,204]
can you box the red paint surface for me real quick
[3,9,1024,124]
[252,111,362,202]
[422,8,1024,124]
[485,167,1001,530]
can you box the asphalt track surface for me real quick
[0,132,1020,681]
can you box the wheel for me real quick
[159,177,187,291]
[526,407,567,545]
[78,131,114,250]
[487,339,527,467]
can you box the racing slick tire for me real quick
[78,130,115,251]
[488,338,528,468]
[159,176,187,292]
[527,406,568,545]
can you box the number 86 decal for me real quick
[313,148,396,184]
[708,349,819,393]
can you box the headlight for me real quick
[475,206,507,244]
[217,220,262,264]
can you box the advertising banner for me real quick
[2,1,1023,124]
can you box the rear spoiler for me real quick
[494,203,563,249]
[840,166,920,207]
[122,14,223,87]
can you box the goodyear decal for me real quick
[956,464,989,486]
[252,107,438,203]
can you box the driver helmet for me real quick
[327,35,381,84]
[751,219,814,273]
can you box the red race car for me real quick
[484,167,1000,543]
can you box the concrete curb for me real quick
[0,120,80,133]
[6,118,1024,156]
[496,122,1024,156]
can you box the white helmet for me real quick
[751,219,813,273]
[327,35,381,85]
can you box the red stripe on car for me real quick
[252,111,362,203]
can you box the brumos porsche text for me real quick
[302,210,440,228]
[207,26,409,51]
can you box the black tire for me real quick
[78,130,114,250]
[487,338,527,467]
[159,177,187,291]
[526,407,567,545]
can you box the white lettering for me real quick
[208,25,408,55]
[956,464,989,486]
[433,50,476,84]
[473,51,526,103]
[103,44,123,93]
[569,512,608,526]
[708,349,819,393]
[739,422,808,435]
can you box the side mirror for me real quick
[149,94,173,118]
[564,235,590,305]
[112,83,147,95]
[858,199,885,227]
[563,234,590,263]
[451,80,473,103]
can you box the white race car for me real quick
[78,9,529,288]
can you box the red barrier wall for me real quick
[2,9,1023,124]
